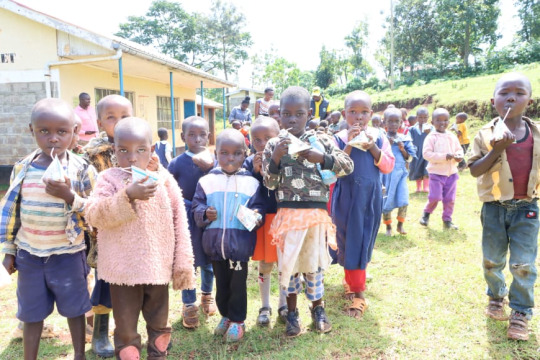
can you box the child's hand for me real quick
[253,152,263,174]
[347,125,362,142]
[362,133,375,151]
[126,177,158,201]
[254,209,263,228]
[193,156,214,172]
[298,148,325,164]
[388,137,395,145]
[453,154,463,162]
[397,141,405,151]
[147,155,159,172]
[44,176,74,205]
[271,137,291,164]
[446,153,454,161]
[423,127,431,134]
[3,254,16,275]
[205,206,217,221]
[491,132,515,152]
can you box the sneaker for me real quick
[419,212,430,226]
[485,298,508,321]
[182,304,200,329]
[507,312,529,341]
[311,305,332,333]
[224,322,245,342]
[214,317,231,336]
[443,221,458,230]
[201,293,217,317]
[277,306,288,324]
[256,307,272,327]
[285,309,303,338]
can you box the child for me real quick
[371,114,386,136]
[407,115,417,128]
[192,129,265,342]
[85,117,195,358]
[328,111,341,134]
[331,91,394,318]
[408,107,433,192]
[268,102,281,126]
[468,73,538,341]
[398,108,410,134]
[83,94,133,357]
[231,120,250,148]
[244,116,287,326]
[155,127,172,168]
[453,112,470,170]
[263,86,354,337]
[167,116,216,329]
[1,98,97,360]
[419,108,463,229]
[382,108,417,236]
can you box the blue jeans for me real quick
[481,200,539,318]
[182,263,214,304]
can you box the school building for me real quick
[0,0,234,181]
[226,87,265,115]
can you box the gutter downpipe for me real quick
[44,48,123,98]
[170,71,176,157]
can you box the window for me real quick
[157,96,180,129]
[94,88,135,113]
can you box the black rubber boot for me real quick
[419,212,430,226]
[91,313,114,358]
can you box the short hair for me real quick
[432,108,450,120]
[182,116,208,133]
[79,92,90,100]
[264,87,274,94]
[407,115,417,122]
[241,96,251,105]
[494,72,532,96]
[344,90,372,109]
[416,107,429,116]
[96,95,133,118]
[371,114,382,121]
[31,98,75,125]
[216,128,246,150]
[456,112,468,120]
[157,127,168,139]
[319,120,328,128]
[280,86,310,109]
[251,116,280,134]
[114,117,153,144]
[384,108,403,121]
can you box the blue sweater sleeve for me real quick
[192,182,211,228]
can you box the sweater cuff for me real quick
[2,243,16,256]
[269,159,280,174]
[321,154,334,170]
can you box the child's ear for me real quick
[97,118,103,129]
[28,123,34,136]
[341,109,346,118]
[180,132,185,142]
[490,98,495,106]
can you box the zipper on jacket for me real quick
[221,175,229,260]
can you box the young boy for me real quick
[409,107,433,192]
[83,94,133,357]
[263,87,354,337]
[468,73,538,341]
[193,129,265,342]
[268,102,281,126]
[168,116,216,329]
[1,98,97,360]
[86,117,194,358]
[452,112,470,170]
[328,111,341,134]
[155,127,172,168]
[419,108,463,230]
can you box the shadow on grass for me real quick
[375,233,417,255]
[0,337,73,360]
[485,317,539,359]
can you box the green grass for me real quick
[1,122,539,359]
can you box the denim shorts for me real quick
[15,249,91,322]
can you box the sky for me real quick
[15,0,520,87]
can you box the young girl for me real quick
[332,90,394,318]
[381,108,417,236]
[419,108,463,230]
[244,116,287,325]
[254,87,275,116]
[263,86,354,337]
[409,107,433,192]
[86,117,195,359]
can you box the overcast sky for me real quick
[17,0,519,86]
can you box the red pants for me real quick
[344,268,366,293]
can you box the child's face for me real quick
[386,115,401,134]
[232,121,242,130]
[330,113,340,124]
[251,125,279,153]
[216,138,246,175]
[264,91,274,101]
[30,111,75,159]
[491,78,533,119]
[114,133,152,169]
[70,120,82,150]
[371,117,381,128]
[343,98,373,129]
[181,121,209,154]
[433,114,449,133]
[280,99,310,137]
[416,112,429,125]
[408,118,417,127]
[456,116,465,124]
[268,105,280,121]
[98,102,133,140]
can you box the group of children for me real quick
[0,72,538,359]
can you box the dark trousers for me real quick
[110,284,170,360]
[212,260,248,322]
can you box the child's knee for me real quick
[284,273,303,297]
[509,262,536,279]
[258,261,274,275]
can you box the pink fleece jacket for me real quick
[423,131,464,176]
[86,167,195,290]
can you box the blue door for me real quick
[184,100,196,118]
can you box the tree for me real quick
[263,57,301,96]
[345,22,369,79]
[315,46,338,89]
[515,0,540,41]
[206,0,252,80]
[436,0,500,68]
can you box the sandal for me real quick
[182,304,200,329]
[342,278,355,301]
[346,297,368,319]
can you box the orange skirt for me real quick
[252,213,278,263]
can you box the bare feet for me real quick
[396,223,407,235]
[385,225,392,236]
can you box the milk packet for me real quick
[236,204,262,232]
[349,130,370,151]
[131,165,159,185]
[41,154,66,183]
[492,119,511,142]
[279,129,311,156]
